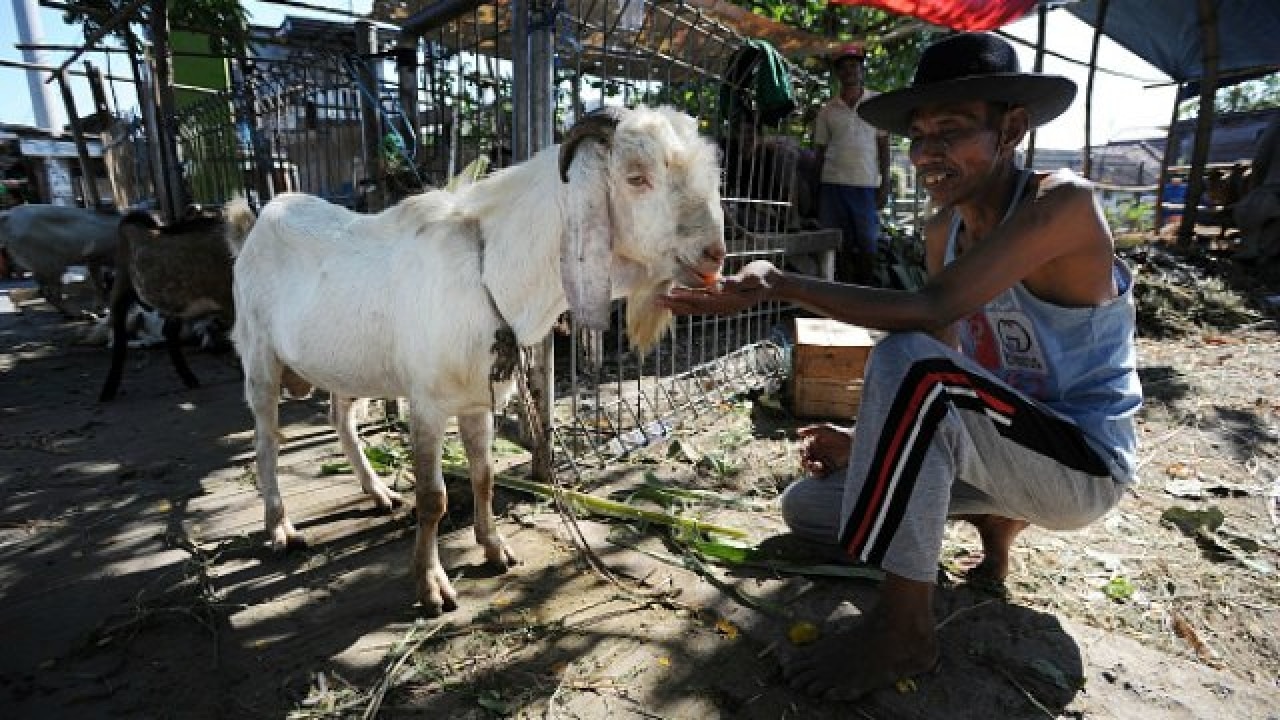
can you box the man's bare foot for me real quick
[782,608,939,701]
[782,574,939,701]
[955,514,1030,584]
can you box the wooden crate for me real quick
[791,318,875,419]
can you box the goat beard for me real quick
[625,280,673,354]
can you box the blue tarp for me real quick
[1066,0,1280,82]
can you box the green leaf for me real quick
[1103,576,1136,602]
[1160,506,1225,535]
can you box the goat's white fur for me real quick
[0,205,120,314]
[225,106,725,615]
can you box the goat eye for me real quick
[626,175,650,189]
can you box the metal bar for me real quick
[1083,0,1110,179]
[401,0,486,36]
[0,57,132,83]
[528,0,556,480]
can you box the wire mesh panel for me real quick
[172,29,397,209]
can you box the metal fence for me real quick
[135,0,838,478]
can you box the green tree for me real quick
[61,0,248,56]
[730,0,933,134]
[1178,73,1280,119]
[738,0,932,91]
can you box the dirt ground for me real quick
[2,249,1279,720]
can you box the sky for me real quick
[1,1,1176,151]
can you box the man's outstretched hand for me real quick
[657,260,781,316]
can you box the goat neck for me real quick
[457,149,581,346]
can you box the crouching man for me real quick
[658,32,1142,701]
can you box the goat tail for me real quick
[223,196,258,256]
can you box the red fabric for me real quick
[829,0,1038,31]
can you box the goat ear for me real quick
[561,151,613,331]
[559,109,624,332]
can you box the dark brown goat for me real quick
[99,209,237,401]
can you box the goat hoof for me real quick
[486,545,518,570]
[415,590,459,617]
[374,490,405,513]
[270,533,308,553]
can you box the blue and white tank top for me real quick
[945,169,1143,483]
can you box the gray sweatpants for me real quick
[780,332,1127,583]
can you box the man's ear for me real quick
[999,107,1031,151]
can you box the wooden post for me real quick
[1083,0,1110,179]
[149,0,187,222]
[85,61,112,121]
[1178,0,1221,248]
[1154,84,1183,231]
[84,61,114,206]
[122,26,161,205]
[55,70,103,208]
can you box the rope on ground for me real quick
[512,346,686,610]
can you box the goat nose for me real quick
[702,242,727,265]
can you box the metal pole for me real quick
[521,0,558,480]
[1178,0,1221,248]
[1025,3,1047,168]
[12,0,65,130]
[511,0,530,162]
[396,35,420,154]
[1083,0,1110,179]
[356,20,386,212]
[234,55,272,207]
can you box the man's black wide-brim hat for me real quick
[858,32,1077,136]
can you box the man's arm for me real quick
[660,183,1112,330]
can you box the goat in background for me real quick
[225,105,727,615]
[99,208,243,401]
[0,204,120,315]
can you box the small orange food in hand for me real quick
[700,272,722,290]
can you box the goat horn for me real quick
[558,107,625,183]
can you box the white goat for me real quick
[0,204,120,315]
[225,106,727,615]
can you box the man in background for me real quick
[813,46,892,285]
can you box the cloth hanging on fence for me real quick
[719,38,796,129]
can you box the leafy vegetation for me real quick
[60,0,249,56]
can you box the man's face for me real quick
[906,100,1004,205]
[833,58,864,88]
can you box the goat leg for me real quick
[459,410,516,569]
[409,412,457,616]
[331,394,404,511]
[163,317,200,389]
[246,363,305,551]
[99,288,133,402]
